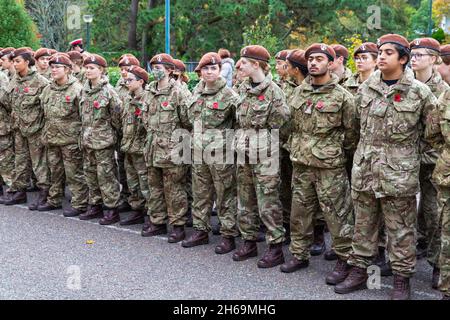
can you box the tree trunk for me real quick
[128,0,139,50]
[141,0,158,66]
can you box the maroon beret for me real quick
[354,42,378,56]
[410,37,441,53]
[441,44,450,57]
[275,50,290,61]
[240,45,270,63]
[83,54,108,68]
[173,59,186,72]
[331,44,349,59]
[287,49,307,67]
[67,51,83,61]
[127,65,149,83]
[11,47,34,59]
[195,52,222,72]
[305,43,336,61]
[118,55,140,67]
[377,34,410,50]
[35,48,57,60]
[150,53,174,66]
[0,47,15,58]
[70,39,83,47]
[49,54,72,68]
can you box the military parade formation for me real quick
[0,34,449,300]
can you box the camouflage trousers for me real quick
[417,164,440,266]
[192,163,238,238]
[289,164,353,261]
[116,140,130,205]
[10,129,50,192]
[0,134,14,187]
[124,152,149,211]
[47,144,88,210]
[236,162,285,244]
[83,147,121,208]
[147,165,188,226]
[280,148,292,226]
[438,186,450,296]
[348,191,417,278]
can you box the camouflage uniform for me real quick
[348,69,437,278]
[115,78,131,206]
[80,77,122,209]
[426,89,450,296]
[288,74,357,261]
[1,69,50,192]
[38,68,52,81]
[235,73,289,244]
[417,70,449,266]
[141,80,191,226]
[187,77,239,237]
[73,69,86,84]
[120,90,149,211]
[0,70,14,187]
[343,72,363,95]
[336,67,353,86]
[41,76,88,210]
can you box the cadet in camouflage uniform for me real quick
[274,50,290,88]
[280,44,357,284]
[232,45,290,268]
[34,48,57,80]
[38,53,88,216]
[115,54,141,213]
[118,65,150,226]
[426,89,450,300]
[67,51,86,84]
[336,34,438,300]
[0,50,14,196]
[330,44,353,86]
[1,48,51,209]
[140,53,191,243]
[411,38,450,288]
[78,54,123,225]
[181,52,239,254]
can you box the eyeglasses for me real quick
[411,53,433,60]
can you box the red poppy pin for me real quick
[93,101,100,109]
[307,99,312,106]
[134,107,141,117]
[23,87,29,93]
[65,96,71,103]
[15,88,19,93]
[258,95,265,101]
[394,94,402,102]
[213,102,219,109]
[316,101,324,109]
[162,101,169,107]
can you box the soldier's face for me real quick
[200,64,221,83]
[307,53,331,76]
[1,56,11,69]
[125,73,143,92]
[239,58,259,78]
[85,64,103,80]
[50,64,68,81]
[329,56,344,71]
[377,44,408,73]
[275,59,288,77]
[437,62,450,84]
[37,56,50,70]
[120,67,129,79]
[355,53,377,73]
[411,48,436,71]
[13,56,29,74]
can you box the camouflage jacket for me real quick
[73,69,86,85]
[427,89,450,187]
[38,68,52,81]
[41,76,83,146]
[178,81,192,101]
[80,77,122,150]
[289,74,358,169]
[281,79,300,103]
[120,90,147,154]
[352,69,437,198]
[235,73,290,157]
[0,71,11,137]
[141,79,191,168]
[343,72,363,95]
[419,70,450,165]
[188,77,239,152]
[0,69,49,137]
